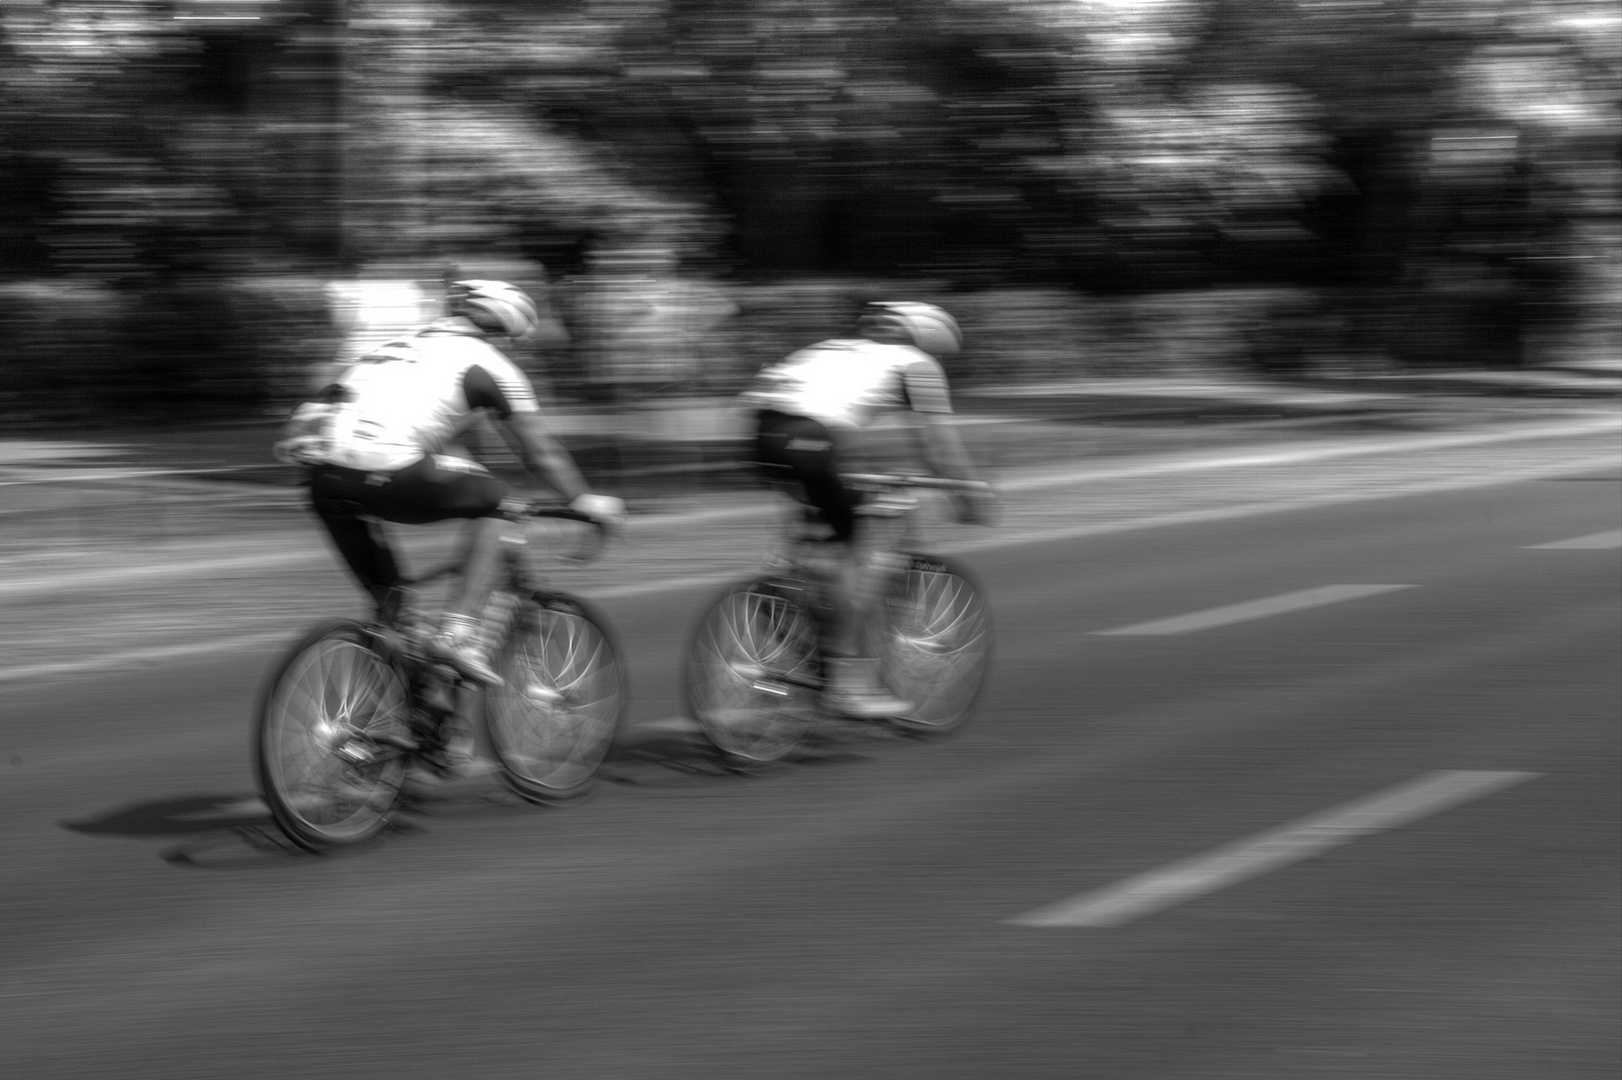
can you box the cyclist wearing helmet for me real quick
[276,279,626,686]
[740,301,994,719]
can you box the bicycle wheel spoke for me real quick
[685,585,818,769]
[883,568,991,734]
[256,627,408,849]
[486,601,624,803]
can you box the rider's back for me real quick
[740,337,952,432]
[323,323,538,472]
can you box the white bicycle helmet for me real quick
[860,301,963,356]
[447,279,541,338]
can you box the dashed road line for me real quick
[1526,529,1622,550]
[1092,584,1415,636]
[1008,770,1540,928]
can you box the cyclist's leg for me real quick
[754,412,905,717]
[445,517,506,622]
[368,454,510,615]
[754,411,858,538]
[371,454,510,683]
[309,465,404,609]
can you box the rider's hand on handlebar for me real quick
[570,492,628,530]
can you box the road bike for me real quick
[683,474,993,772]
[254,500,626,851]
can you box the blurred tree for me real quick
[1,0,1616,422]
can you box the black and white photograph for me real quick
[3,2,1618,1077]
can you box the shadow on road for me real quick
[54,723,900,865]
[602,718,900,787]
[62,793,273,837]
[60,793,319,867]
[603,728,742,787]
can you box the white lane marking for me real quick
[999,414,1622,493]
[1009,770,1540,929]
[1093,584,1415,636]
[943,452,1622,559]
[1526,528,1622,550]
[0,630,294,685]
[1,449,1614,683]
[0,548,329,600]
[5,417,1616,599]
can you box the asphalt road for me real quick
[2,454,1618,1078]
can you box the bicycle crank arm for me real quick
[757,673,821,693]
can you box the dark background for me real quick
[1,0,1616,421]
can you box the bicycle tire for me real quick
[254,620,411,851]
[882,556,992,736]
[484,592,628,804]
[683,579,821,771]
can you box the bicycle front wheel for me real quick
[684,580,820,771]
[485,593,627,804]
[254,621,411,851]
[882,556,992,736]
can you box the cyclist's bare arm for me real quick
[900,371,996,524]
[496,410,591,503]
[911,411,980,484]
[451,360,592,505]
[896,357,981,483]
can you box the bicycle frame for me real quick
[761,472,977,636]
[683,472,993,770]
[255,501,622,850]
[336,504,608,765]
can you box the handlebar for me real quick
[840,473,994,494]
[505,499,599,526]
[837,472,997,527]
[395,501,616,587]
[502,498,616,564]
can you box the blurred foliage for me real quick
[0,0,1616,422]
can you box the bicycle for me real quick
[254,500,627,851]
[683,474,993,772]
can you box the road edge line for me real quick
[0,630,295,685]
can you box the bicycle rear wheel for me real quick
[254,621,411,850]
[684,580,821,771]
[485,593,627,804]
[882,556,992,735]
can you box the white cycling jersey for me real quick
[310,320,539,472]
[739,338,953,431]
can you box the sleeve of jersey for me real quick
[463,359,539,418]
[900,357,954,415]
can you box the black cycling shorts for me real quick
[308,453,508,526]
[753,410,858,542]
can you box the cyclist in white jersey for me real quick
[276,279,625,685]
[740,302,993,718]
